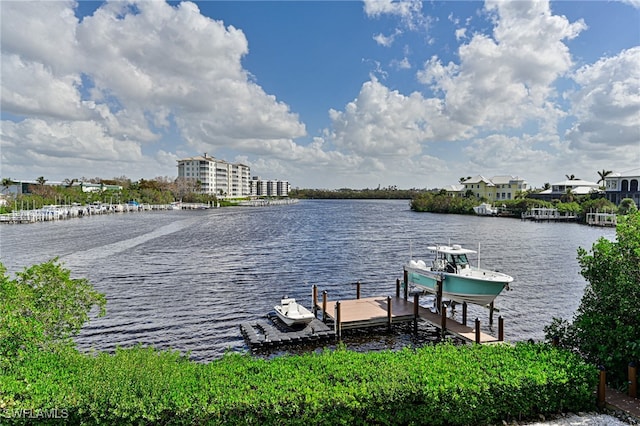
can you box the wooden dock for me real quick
[240,281,505,350]
[316,294,502,345]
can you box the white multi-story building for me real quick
[250,176,290,197]
[177,154,250,198]
[604,168,640,206]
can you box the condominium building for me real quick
[250,176,290,197]
[177,154,250,197]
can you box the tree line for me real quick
[0,176,215,213]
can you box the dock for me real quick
[240,313,334,349]
[240,281,505,350]
[315,286,503,345]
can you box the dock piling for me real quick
[597,366,607,408]
[413,293,419,334]
[395,278,400,299]
[475,318,481,344]
[498,316,504,341]
[322,291,328,322]
[462,302,468,326]
[489,301,494,326]
[440,304,447,338]
[387,296,392,331]
[312,285,318,316]
[356,281,361,299]
[335,301,342,339]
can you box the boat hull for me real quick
[274,299,315,326]
[404,265,510,306]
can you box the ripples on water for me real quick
[0,200,615,360]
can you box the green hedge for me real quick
[0,343,597,425]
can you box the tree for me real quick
[543,182,551,190]
[560,188,574,203]
[1,177,15,194]
[36,176,47,186]
[0,259,106,367]
[618,198,638,215]
[597,169,612,186]
[565,174,579,180]
[545,211,640,388]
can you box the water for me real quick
[0,199,616,361]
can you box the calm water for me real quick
[0,199,615,360]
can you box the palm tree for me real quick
[36,176,47,186]
[565,174,578,181]
[597,169,612,185]
[1,177,15,194]
[543,183,551,190]
[561,188,574,203]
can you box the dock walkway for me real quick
[318,295,501,345]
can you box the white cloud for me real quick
[0,0,307,181]
[566,47,640,152]
[417,0,586,134]
[328,77,437,158]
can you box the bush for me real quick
[0,260,105,368]
[545,211,640,388]
[1,343,597,425]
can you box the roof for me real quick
[427,245,477,255]
[442,184,465,192]
[490,175,524,184]
[551,179,599,187]
[463,175,494,186]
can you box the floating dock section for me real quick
[240,313,334,349]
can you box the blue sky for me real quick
[1,1,639,189]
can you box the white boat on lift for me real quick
[274,297,315,326]
[404,244,513,306]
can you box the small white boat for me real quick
[473,202,497,216]
[274,297,315,326]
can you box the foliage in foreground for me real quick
[0,260,106,369]
[0,343,597,425]
[545,210,640,388]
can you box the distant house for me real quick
[604,168,640,206]
[1,180,64,195]
[70,182,123,193]
[441,184,465,198]
[460,175,529,201]
[529,179,601,202]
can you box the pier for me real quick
[240,280,504,351]
[0,202,215,224]
[313,281,503,344]
[521,207,577,222]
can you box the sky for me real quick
[1,0,639,190]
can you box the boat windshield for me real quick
[446,253,469,266]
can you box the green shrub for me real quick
[545,211,640,388]
[1,343,597,425]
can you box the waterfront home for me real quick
[604,168,640,206]
[461,175,529,201]
[529,179,601,202]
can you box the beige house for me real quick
[461,175,529,201]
